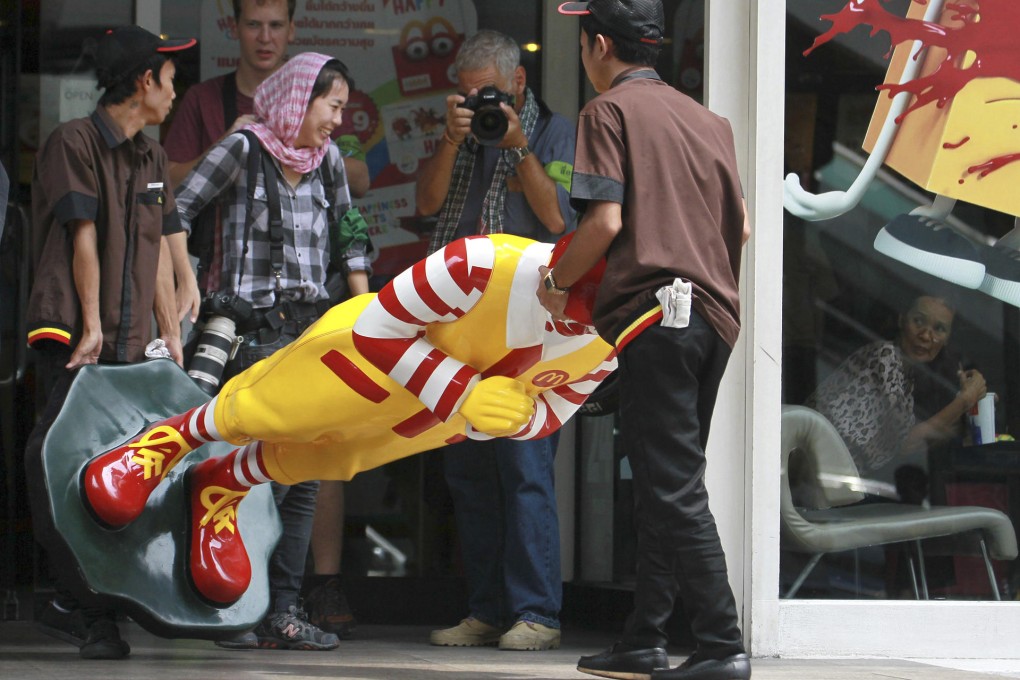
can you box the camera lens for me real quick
[471,105,509,146]
[187,315,238,395]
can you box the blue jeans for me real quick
[269,480,319,612]
[219,324,321,614]
[442,434,562,629]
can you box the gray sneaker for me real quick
[980,244,1020,307]
[254,606,340,651]
[874,214,985,288]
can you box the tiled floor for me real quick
[1,620,1019,679]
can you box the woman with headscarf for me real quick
[173,51,370,651]
[176,51,370,340]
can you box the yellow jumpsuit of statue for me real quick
[212,233,616,485]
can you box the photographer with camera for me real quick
[174,53,370,652]
[415,30,576,652]
[417,29,575,251]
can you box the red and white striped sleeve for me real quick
[352,236,495,422]
[467,351,619,441]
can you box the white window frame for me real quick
[705,0,1020,659]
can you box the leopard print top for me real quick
[806,341,915,474]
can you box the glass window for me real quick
[19,2,132,162]
[782,0,1019,601]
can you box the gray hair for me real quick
[454,30,520,82]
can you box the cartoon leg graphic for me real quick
[872,195,989,289]
[980,219,1020,305]
[82,402,215,527]
[187,445,257,607]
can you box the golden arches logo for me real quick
[199,486,249,534]
[128,426,191,480]
[532,370,569,388]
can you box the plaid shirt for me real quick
[176,133,369,309]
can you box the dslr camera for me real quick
[186,294,255,395]
[462,85,515,146]
[203,293,254,324]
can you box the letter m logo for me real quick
[532,370,569,388]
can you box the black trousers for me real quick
[618,312,744,658]
[24,346,118,624]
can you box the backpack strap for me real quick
[319,150,349,275]
[191,73,240,294]
[222,71,238,130]
[233,129,274,293]
[318,152,340,228]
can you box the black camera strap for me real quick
[222,72,238,130]
[318,154,350,279]
[261,152,285,300]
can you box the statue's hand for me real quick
[458,376,535,437]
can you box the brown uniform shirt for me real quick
[571,69,744,348]
[26,107,182,363]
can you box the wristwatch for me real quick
[507,145,531,166]
[543,270,569,295]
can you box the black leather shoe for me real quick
[577,642,670,679]
[651,652,751,680]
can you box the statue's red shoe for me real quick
[82,412,198,528]
[187,453,252,607]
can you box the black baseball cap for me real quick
[558,0,664,46]
[94,26,196,88]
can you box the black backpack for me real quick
[187,73,240,290]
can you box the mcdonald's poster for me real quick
[201,0,479,276]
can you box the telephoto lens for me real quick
[187,315,239,395]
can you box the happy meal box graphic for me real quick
[786,0,1020,307]
[392,17,464,97]
[382,93,450,175]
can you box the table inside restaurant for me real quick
[928,441,1019,596]
[929,440,1020,510]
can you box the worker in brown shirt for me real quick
[24,25,195,661]
[540,2,751,679]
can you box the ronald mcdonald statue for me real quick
[74,233,615,616]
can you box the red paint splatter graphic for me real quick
[942,136,970,149]
[806,0,1020,178]
[968,152,1020,177]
